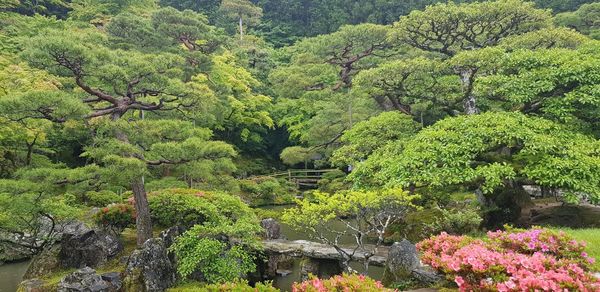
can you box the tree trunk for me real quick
[239,16,244,41]
[111,110,153,246]
[459,68,479,115]
[132,177,152,246]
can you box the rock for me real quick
[24,222,122,279]
[57,267,111,292]
[261,218,281,240]
[276,269,292,276]
[17,278,47,292]
[159,226,185,249]
[299,257,320,281]
[382,240,421,285]
[264,253,294,278]
[59,230,123,268]
[23,245,61,279]
[101,272,122,291]
[411,266,442,285]
[123,238,176,292]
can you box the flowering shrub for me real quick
[94,203,135,235]
[417,228,600,291]
[292,274,396,292]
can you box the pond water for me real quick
[0,260,30,292]
[259,205,385,291]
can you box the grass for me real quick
[549,227,600,271]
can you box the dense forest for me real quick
[1,0,600,291]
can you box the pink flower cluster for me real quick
[488,228,595,267]
[292,274,394,292]
[417,230,600,292]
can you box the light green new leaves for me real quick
[352,112,600,203]
[331,111,420,166]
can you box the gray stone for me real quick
[18,278,47,292]
[100,272,122,291]
[261,218,281,240]
[58,267,111,292]
[123,238,176,292]
[24,222,122,279]
[59,230,123,268]
[265,253,294,278]
[411,266,442,285]
[382,239,426,286]
[276,269,292,276]
[300,257,320,281]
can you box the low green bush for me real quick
[153,189,263,283]
[82,190,123,207]
[148,189,215,228]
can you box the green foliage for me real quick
[316,169,348,193]
[392,0,551,56]
[148,189,214,228]
[555,2,600,39]
[499,27,590,50]
[282,188,420,269]
[426,207,483,236]
[82,190,123,207]
[238,177,296,206]
[279,146,317,166]
[331,112,420,166]
[168,280,279,292]
[165,189,262,282]
[352,111,600,208]
[93,203,135,235]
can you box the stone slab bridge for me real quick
[262,239,390,266]
[259,237,440,286]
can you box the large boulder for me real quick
[57,267,112,292]
[123,238,176,292]
[24,222,122,279]
[260,218,281,240]
[382,239,440,286]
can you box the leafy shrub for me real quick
[417,228,600,291]
[426,207,483,235]
[169,280,279,292]
[292,274,395,292]
[94,203,135,235]
[148,189,214,228]
[82,190,123,207]
[317,169,349,193]
[163,189,263,283]
[239,177,296,206]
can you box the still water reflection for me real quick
[0,260,30,292]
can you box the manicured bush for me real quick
[292,274,395,292]
[94,203,135,235]
[147,189,215,228]
[417,228,600,291]
[82,190,123,207]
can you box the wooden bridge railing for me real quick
[250,169,339,188]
